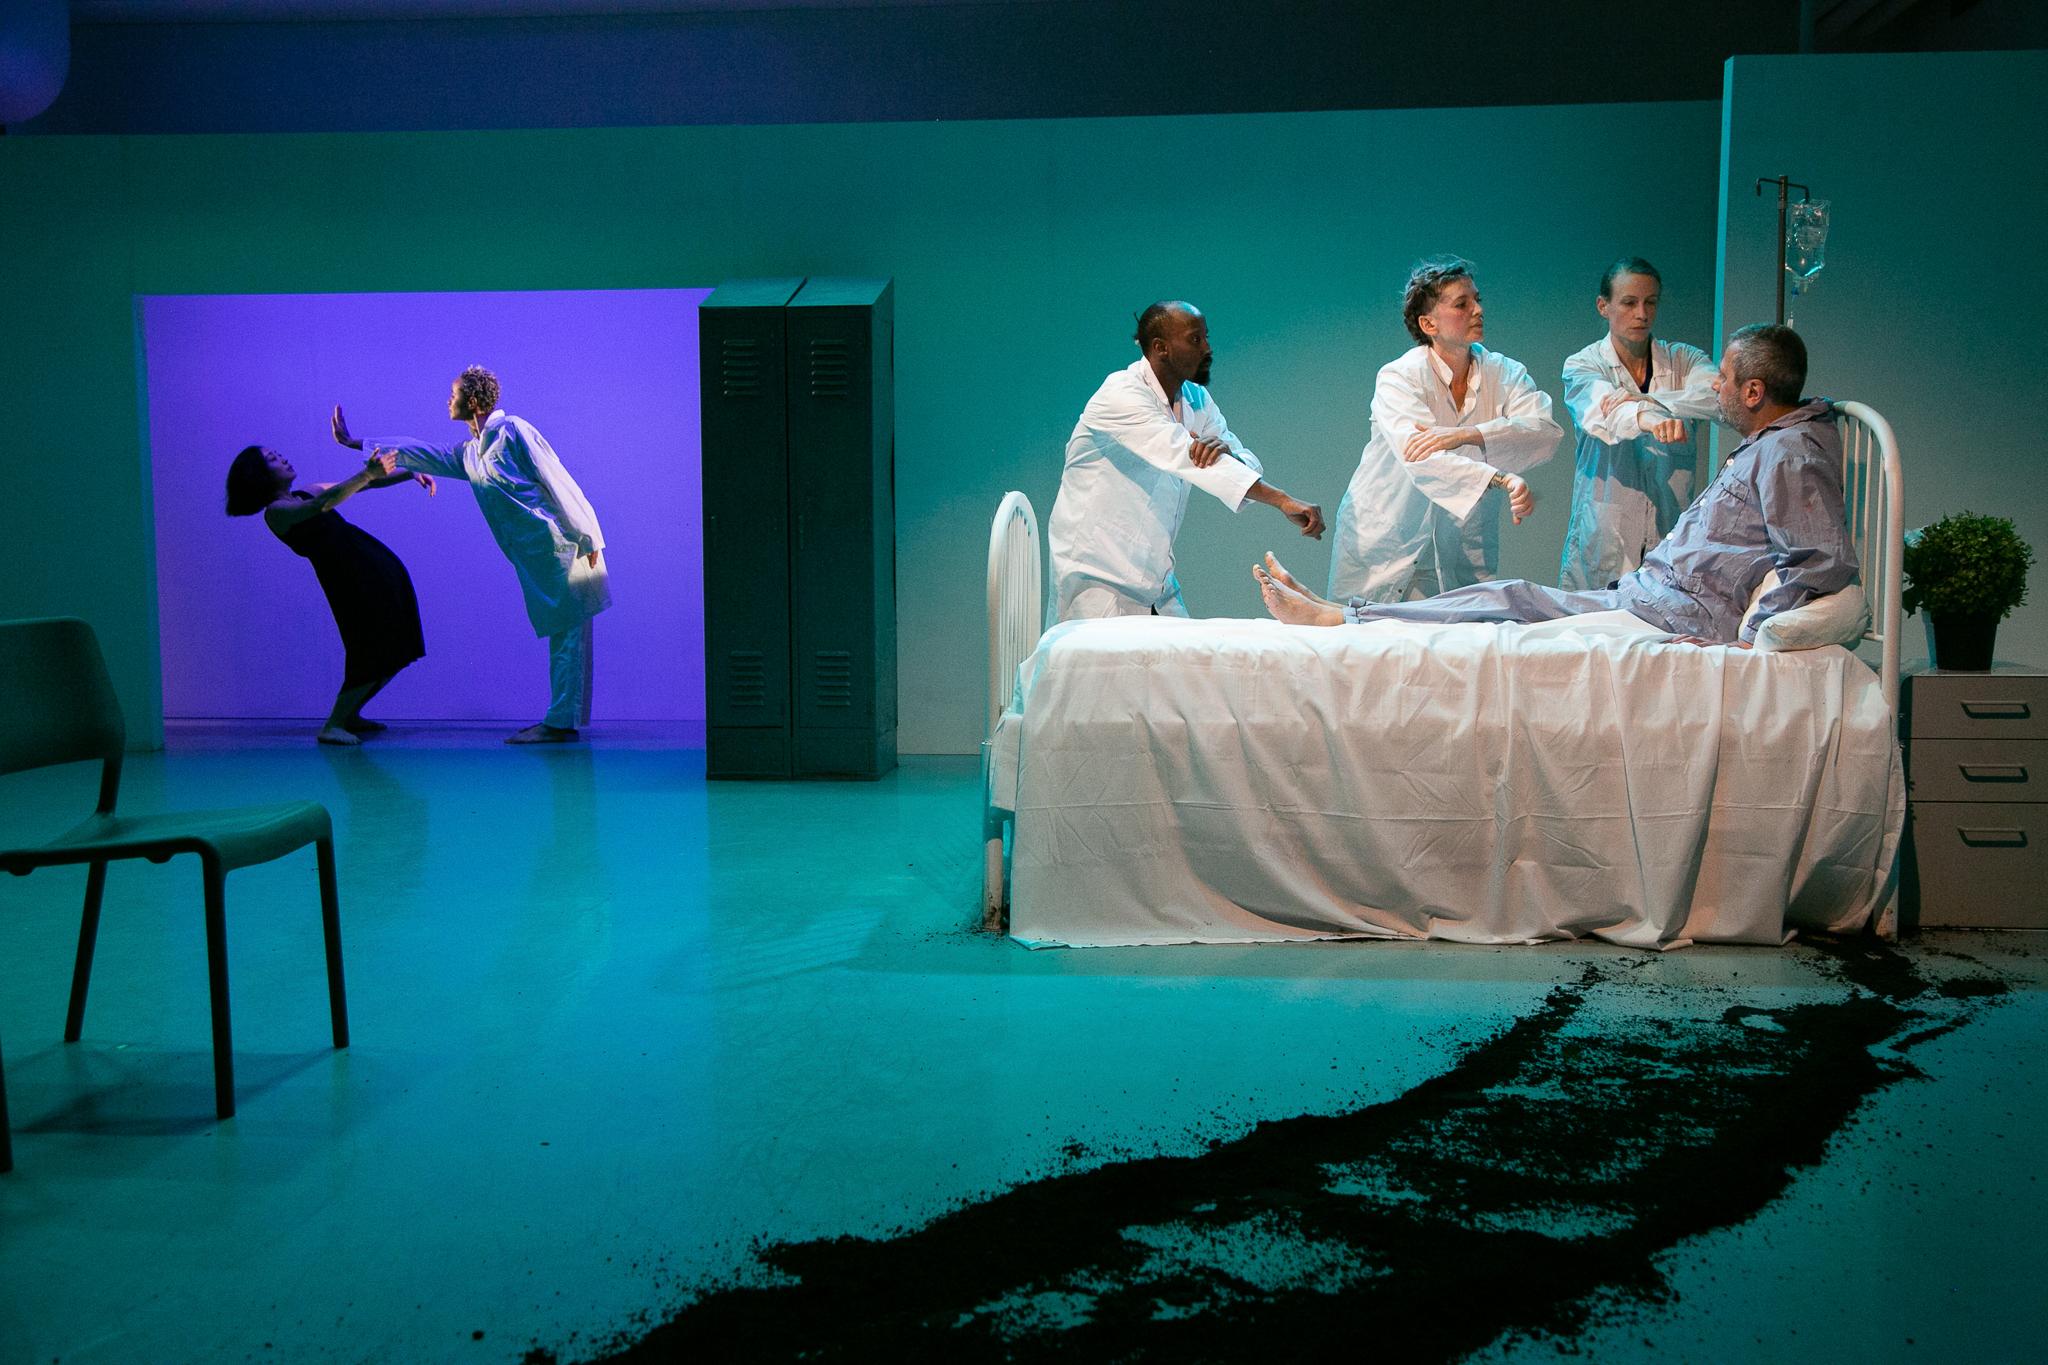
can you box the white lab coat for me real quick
[1327,344,1561,602]
[1557,335,1721,590]
[1047,359,1263,620]
[368,410,611,638]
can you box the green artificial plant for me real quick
[1900,511,2036,620]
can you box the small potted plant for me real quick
[1901,511,2036,671]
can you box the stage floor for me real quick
[0,737,2042,1363]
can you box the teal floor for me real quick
[0,728,2041,1364]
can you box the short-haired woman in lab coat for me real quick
[1327,257,1562,602]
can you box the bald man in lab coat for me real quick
[1047,301,1324,621]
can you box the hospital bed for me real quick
[982,404,1905,948]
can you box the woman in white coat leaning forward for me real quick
[1327,257,1562,603]
[1556,257,1721,591]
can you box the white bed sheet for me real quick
[997,613,1903,949]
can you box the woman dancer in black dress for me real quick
[226,445,433,745]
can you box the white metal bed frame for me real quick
[1835,401,1905,717]
[981,491,1042,930]
[981,403,1905,925]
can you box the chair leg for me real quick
[64,860,110,1043]
[0,1026,13,1174]
[316,838,349,1049]
[202,862,236,1121]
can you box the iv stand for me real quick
[1754,175,1812,325]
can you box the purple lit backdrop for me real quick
[143,289,711,722]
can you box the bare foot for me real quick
[343,717,388,735]
[1253,564,1343,626]
[317,725,361,746]
[1262,552,1316,598]
[506,723,581,745]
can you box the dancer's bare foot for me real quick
[1261,552,1319,599]
[317,725,361,746]
[1253,563,1344,626]
[343,717,388,735]
[507,723,581,745]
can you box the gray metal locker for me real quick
[699,277,896,780]
[788,278,897,779]
[700,278,804,778]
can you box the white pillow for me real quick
[1743,567,1870,652]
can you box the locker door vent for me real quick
[729,650,767,707]
[814,651,853,707]
[808,339,851,398]
[721,339,764,397]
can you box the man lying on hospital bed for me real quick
[1255,324,1855,646]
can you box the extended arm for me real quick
[1181,392,1316,533]
[336,403,467,479]
[1374,365,1496,521]
[1083,384,1262,510]
[262,453,392,533]
[1564,352,1652,443]
[357,435,468,481]
[1471,362,1562,475]
[1182,394,1264,477]
[367,468,438,495]
[1568,348,1714,444]
[1648,343,1723,423]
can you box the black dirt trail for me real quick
[567,946,2005,1364]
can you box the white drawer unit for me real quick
[1901,664,2048,928]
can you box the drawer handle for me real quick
[1959,764,2028,783]
[1959,827,2027,848]
[1961,701,2032,719]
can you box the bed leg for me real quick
[982,824,1008,933]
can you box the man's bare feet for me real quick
[1253,563,1344,626]
[316,725,361,746]
[1261,552,1318,598]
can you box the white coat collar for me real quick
[1597,334,1663,383]
[1424,343,1488,389]
[1128,357,1183,415]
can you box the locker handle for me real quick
[1961,700,2031,719]
[1958,827,2027,848]
[1959,764,2028,783]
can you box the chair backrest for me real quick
[986,491,1044,738]
[0,618,127,788]
[1834,402,1905,718]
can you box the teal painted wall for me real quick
[1718,50,2048,669]
[0,102,1720,753]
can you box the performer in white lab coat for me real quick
[1047,301,1325,621]
[333,366,611,743]
[1557,257,1721,589]
[1327,257,1562,602]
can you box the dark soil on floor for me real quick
[566,942,2003,1364]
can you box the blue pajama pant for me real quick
[1342,579,1675,632]
[544,620,594,730]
